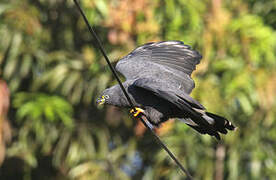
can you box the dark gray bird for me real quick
[97,41,235,140]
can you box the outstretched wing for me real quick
[132,77,235,140]
[132,78,220,132]
[115,41,202,94]
[133,78,205,110]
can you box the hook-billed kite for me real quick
[97,41,235,140]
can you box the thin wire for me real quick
[140,116,193,179]
[73,0,193,179]
[73,0,135,109]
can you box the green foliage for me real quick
[14,93,74,127]
[0,0,276,179]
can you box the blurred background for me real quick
[0,0,276,179]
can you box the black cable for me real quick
[73,0,134,109]
[140,116,193,179]
[73,0,193,179]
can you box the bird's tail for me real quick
[180,112,236,140]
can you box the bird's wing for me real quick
[132,78,219,131]
[132,78,221,133]
[133,78,205,110]
[133,78,231,139]
[115,41,202,94]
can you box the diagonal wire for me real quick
[73,0,193,179]
[73,0,134,109]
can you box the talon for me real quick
[130,107,145,117]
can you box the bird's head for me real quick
[96,93,110,105]
[96,94,110,105]
[96,87,117,105]
[96,85,127,107]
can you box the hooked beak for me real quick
[96,96,105,105]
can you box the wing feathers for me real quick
[116,40,202,79]
[132,78,235,140]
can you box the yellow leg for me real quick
[130,107,145,117]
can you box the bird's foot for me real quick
[130,107,145,117]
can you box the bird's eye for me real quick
[104,95,109,99]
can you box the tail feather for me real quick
[205,112,235,133]
[180,111,236,140]
[185,123,222,140]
